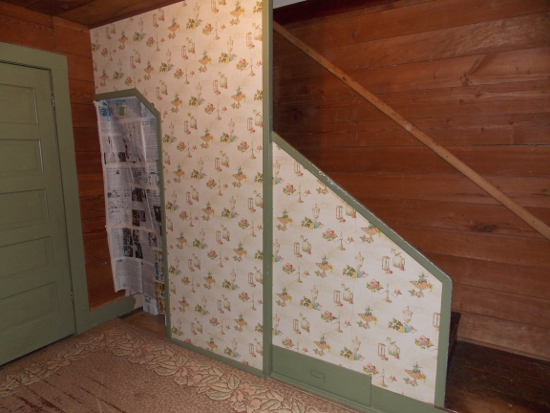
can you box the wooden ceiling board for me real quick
[26,0,94,16]
[5,0,398,28]
[56,0,182,27]
[1,0,42,8]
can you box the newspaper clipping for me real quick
[96,97,165,315]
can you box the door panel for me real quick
[0,61,75,365]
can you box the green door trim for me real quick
[0,41,135,335]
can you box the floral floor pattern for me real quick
[0,320,358,413]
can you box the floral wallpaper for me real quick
[272,144,443,404]
[91,0,265,370]
[91,0,447,405]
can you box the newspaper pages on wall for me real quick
[95,96,165,316]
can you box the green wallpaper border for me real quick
[272,132,453,410]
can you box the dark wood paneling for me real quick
[281,0,548,52]
[0,6,54,50]
[457,312,550,360]
[273,0,397,25]
[79,195,106,220]
[75,151,103,175]
[68,78,95,104]
[453,285,550,330]
[299,146,550,177]
[53,16,92,57]
[71,103,99,128]
[276,47,550,95]
[391,224,550,269]
[363,198,550,239]
[65,54,94,81]
[77,173,104,197]
[83,235,110,264]
[30,0,94,17]
[334,173,549,208]
[277,80,550,122]
[274,0,550,358]
[85,259,124,308]
[277,113,550,147]
[81,217,107,239]
[446,341,550,411]
[0,1,52,27]
[320,13,550,72]
[427,253,550,299]
[74,127,101,152]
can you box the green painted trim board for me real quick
[167,337,265,378]
[262,0,274,377]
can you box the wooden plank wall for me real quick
[273,0,550,360]
[0,1,124,309]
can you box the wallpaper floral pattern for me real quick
[272,144,443,404]
[91,0,447,405]
[91,0,265,370]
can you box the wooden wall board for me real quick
[68,78,95,104]
[75,151,103,175]
[390,224,550,269]
[85,259,124,308]
[313,13,550,72]
[30,0,95,18]
[361,198,550,239]
[83,235,110,264]
[81,217,108,240]
[0,10,55,51]
[274,0,550,359]
[457,312,550,360]
[445,342,550,412]
[276,80,550,122]
[276,113,550,147]
[280,0,548,52]
[298,146,550,177]
[428,253,550,300]
[77,173,105,197]
[79,195,106,220]
[53,16,92,57]
[71,103,100,128]
[73,127,101,152]
[65,54,94,81]
[0,1,53,27]
[275,47,550,94]
[453,284,550,330]
[332,173,549,208]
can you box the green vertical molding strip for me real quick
[262,0,274,376]
[272,132,453,411]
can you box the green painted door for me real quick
[0,61,75,365]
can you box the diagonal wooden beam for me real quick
[273,21,550,242]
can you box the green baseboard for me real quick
[167,337,266,379]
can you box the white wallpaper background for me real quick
[272,144,443,404]
[91,0,446,405]
[92,0,265,370]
